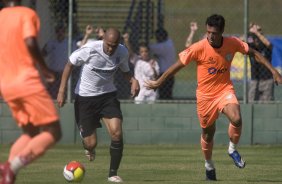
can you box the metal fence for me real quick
[24,0,282,103]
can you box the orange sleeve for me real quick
[22,10,40,39]
[232,36,249,54]
[178,43,199,65]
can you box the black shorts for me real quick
[74,92,123,137]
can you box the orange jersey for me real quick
[179,37,249,99]
[0,6,45,100]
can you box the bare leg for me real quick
[201,123,217,180]
[82,130,97,161]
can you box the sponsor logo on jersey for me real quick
[208,57,216,64]
[91,67,118,74]
[208,67,227,74]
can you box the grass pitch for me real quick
[1,144,282,184]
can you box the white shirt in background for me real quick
[134,59,160,104]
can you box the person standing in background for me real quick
[247,23,274,102]
[134,43,160,104]
[185,21,198,47]
[123,33,159,103]
[78,24,105,47]
[42,23,77,99]
[150,28,176,99]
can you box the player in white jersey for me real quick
[57,28,140,183]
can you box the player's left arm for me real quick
[122,71,140,98]
[248,47,282,85]
[144,59,185,90]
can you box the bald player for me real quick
[57,28,140,183]
[145,14,282,181]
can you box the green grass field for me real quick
[1,144,282,184]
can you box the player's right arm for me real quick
[145,59,185,90]
[57,61,74,107]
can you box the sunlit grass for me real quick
[1,144,282,184]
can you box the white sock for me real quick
[228,141,236,154]
[10,156,26,174]
[205,160,215,171]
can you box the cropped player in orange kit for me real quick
[145,14,282,181]
[0,0,62,184]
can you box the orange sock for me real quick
[9,134,32,162]
[228,123,242,144]
[201,135,214,160]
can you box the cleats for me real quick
[84,149,95,161]
[108,176,123,183]
[0,162,16,184]
[206,169,217,181]
[82,140,96,161]
[229,150,246,168]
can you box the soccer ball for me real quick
[63,161,85,182]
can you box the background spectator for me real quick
[42,23,77,99]
[247,23,274,102]
[150,28,176,99]
[134,43,160,104]
[185,21,198,47]
[123,33,159,103]
[77,24,105,47]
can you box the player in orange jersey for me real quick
[0,1,62,184]
[145,14,282,181]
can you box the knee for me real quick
[110,130,123,142]
[231,114,242,127]
[83,137,97,150]
[202,124,216,143]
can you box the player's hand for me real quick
[273,70,282,85]
[144,80,160,91]
[130,78,140,98]
[57,91,66,108]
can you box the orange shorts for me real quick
[6,90,59,127]
[197,90,239,128]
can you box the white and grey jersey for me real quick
[69,40,130,96]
